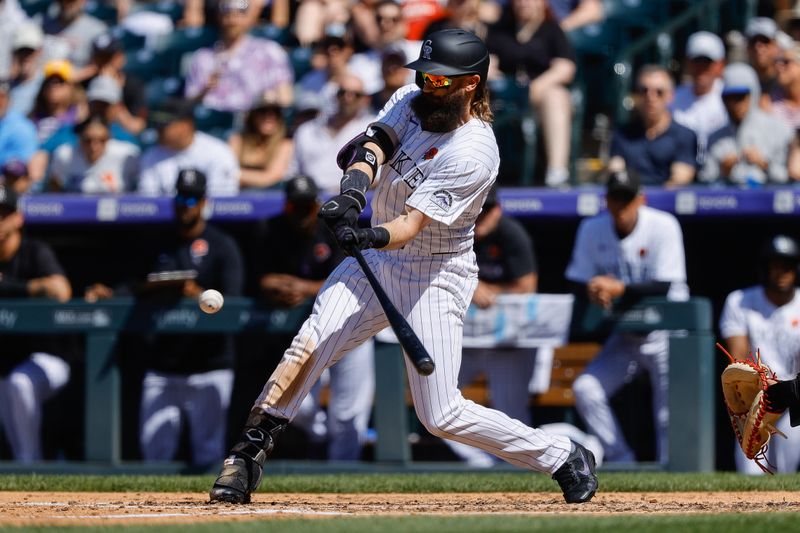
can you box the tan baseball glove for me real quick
[718,343,786,473]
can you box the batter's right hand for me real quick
[318,194,361,230]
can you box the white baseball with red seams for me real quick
[199,289,224,314]
[251,84,574,475]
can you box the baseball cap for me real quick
[745,17,778,40]
[149,98,195,129]
[43,59,73,82]
[86,75,122,104]
[2,159,28,180]
[175,168,207,199]
[285,175,319,203]
[13,23,44,51]
[0,185,19,212]
[686,31,725,61]
[721,62,758,96]
[605,168,641,201]
[92,33,123,55]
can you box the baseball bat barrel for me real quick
[351,248,435,376]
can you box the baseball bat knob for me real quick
[416,358,435,376]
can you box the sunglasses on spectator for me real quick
[337,88,365,98]
[635,85,667,97]
[422,72,452,88]
[174,195,201,207]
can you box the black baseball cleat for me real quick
[209,454,264,504]
[552,441,598,503]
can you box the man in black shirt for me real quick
[254,175,375,461]
[86,168,244,465]
[142,168,243,465]
[0,185,72,462]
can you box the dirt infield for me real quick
[0,491,798,526]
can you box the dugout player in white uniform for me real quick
[720,235,800,473]
[210,29,598,504]
[567,169,688,464]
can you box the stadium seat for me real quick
[489,77,535,185]
[145,77,185,107]
[123,49,175,80]
[19,0,50,17]
[250,23,290,45]
[289,47,314,80]
[109,26,147,52]
[161,27,219,55]
[143,0,184,22]
[84,0,118,24]
[193,106,236,134]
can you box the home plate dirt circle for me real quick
[1,491,799,526]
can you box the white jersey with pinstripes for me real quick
[254,83,573,475]
[371,84,499,255]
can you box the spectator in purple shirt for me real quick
[185,0,294,111]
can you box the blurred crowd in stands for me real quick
[1,0,800,471]
[2,0,800,195]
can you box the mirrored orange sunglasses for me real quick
[422,72,453,88]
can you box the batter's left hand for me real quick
[334,226,390,255]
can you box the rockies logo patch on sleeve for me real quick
[431,190,453,212]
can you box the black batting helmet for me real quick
[405,29,490,89]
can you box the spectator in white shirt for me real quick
[138,99,240,197]
[49,115,140,193]
[671,31,728,164]
[287,74,375,193]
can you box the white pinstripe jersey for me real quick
[370,84,500,255]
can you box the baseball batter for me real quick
[210,29,597,504]
[567,169,688,464]
[720,235,800,473]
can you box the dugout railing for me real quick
[0,296,713,473]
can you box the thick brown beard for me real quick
[410,88,471,132]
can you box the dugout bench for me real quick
[0,296,713,472]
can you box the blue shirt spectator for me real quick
[609,65,697,186]
[0,80,38,167]
[610,120,697,186]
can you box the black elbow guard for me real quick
[336,122,400,171]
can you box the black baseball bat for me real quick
[351,248,435,376]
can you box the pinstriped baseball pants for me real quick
[255,248,572,473]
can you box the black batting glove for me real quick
[318,194,361,231]
[334,225,390,255]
